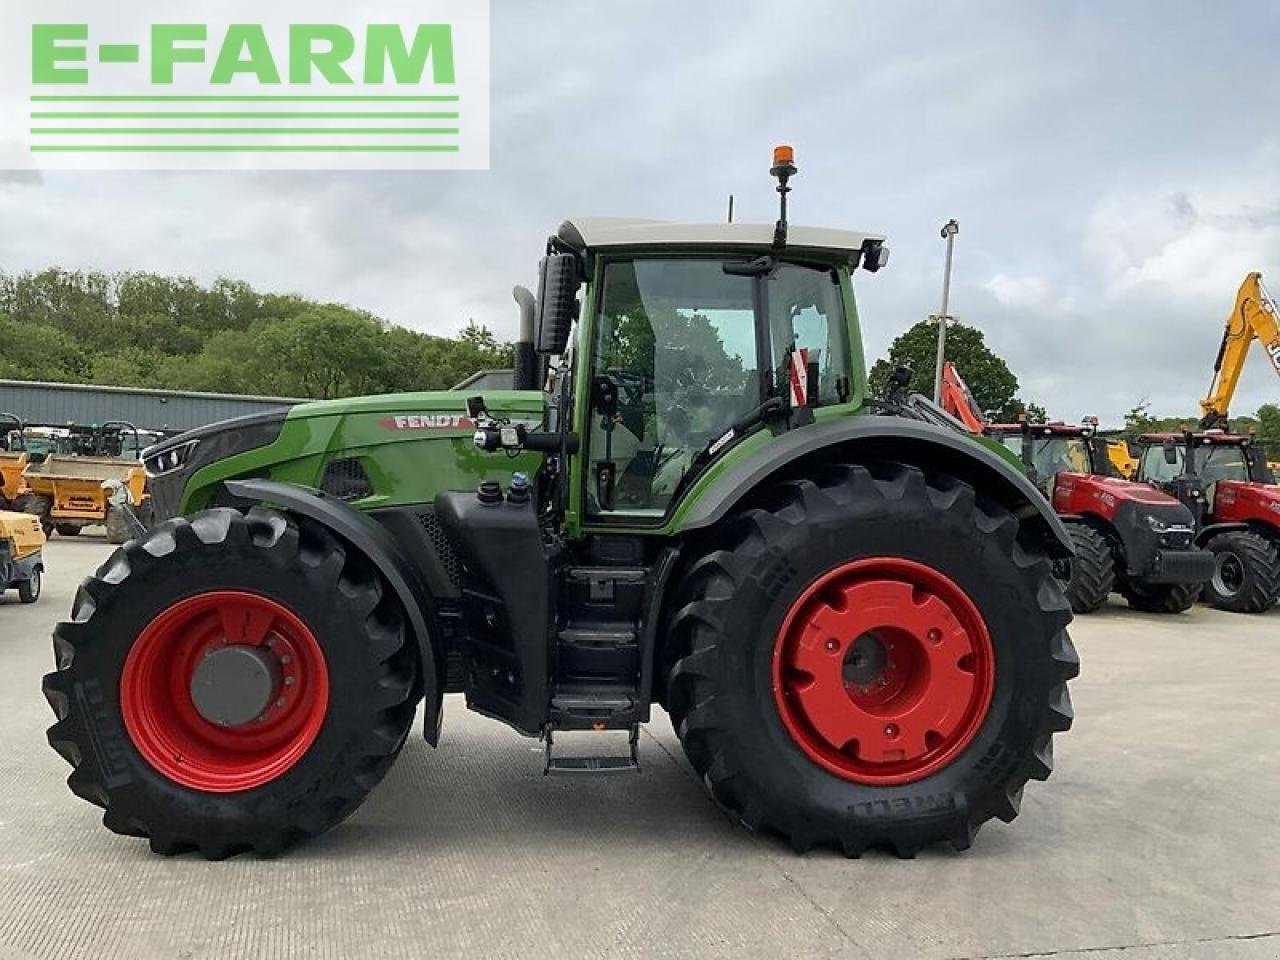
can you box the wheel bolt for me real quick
[824,639,838,652]
[284,677,295,686]
[928,628,942,643]
[280,655,292,665]
[884,723,898,738]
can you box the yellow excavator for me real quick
[1199,272,1280,432]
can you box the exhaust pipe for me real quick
[512,285,538,391]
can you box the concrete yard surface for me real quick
[0,537,1277,959]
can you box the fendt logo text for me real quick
[1,2,489,170]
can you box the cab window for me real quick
[586,258,851,518]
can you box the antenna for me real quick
[727,193,734,224]
[769,144,796,250]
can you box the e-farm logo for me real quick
[1,2,489,170]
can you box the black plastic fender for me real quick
[678,415,1074,557]
[223,479,445,746]
[1195,521,1251,548]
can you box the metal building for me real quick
[0,379,303,435]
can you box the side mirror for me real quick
[1163,440,1179,466]
[535,253,581,355]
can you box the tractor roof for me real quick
[559,218,885,257]
[1138,431,1253,445]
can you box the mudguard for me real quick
[223,478,445,746]
[679,415,1074,557]
[1195,521,1251,547]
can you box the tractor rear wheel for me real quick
[1202,531,1279,614]
[1119,580,1200,614]
[55,524,82,537]
[1060,523,1115,613]
[665,462,1077,857]
[42,508,418,858]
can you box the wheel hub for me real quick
[1213,552,1244,597]
[190,644,281,728]
[772,558,995,786]
[120,591,329,793]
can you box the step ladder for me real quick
[543,725,641,775]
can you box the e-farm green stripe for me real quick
[32,128,460,136]
[30,96,460,103]
[31,112,459,120]
[30,144,462,153]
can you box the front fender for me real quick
[223,478,444,746]
[677,415,1073,558]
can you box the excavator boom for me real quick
[939,360,989,432]
[1199,272,1280,429]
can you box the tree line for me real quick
[0,269,512,399]
[0,269,1274,460]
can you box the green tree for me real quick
[868,320,1025,420]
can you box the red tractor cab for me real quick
[986,422,1215,613]
[1134,430,1279,613]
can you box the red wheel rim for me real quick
[772,558,994,785]
[120,591,329,793]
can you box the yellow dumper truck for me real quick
[0,509,44,604]
[16,422,151,543]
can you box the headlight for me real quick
[1145,515,1172,533]
[144,439,199,477]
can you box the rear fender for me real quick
[677,416,1073,558]
[223,478,445,746]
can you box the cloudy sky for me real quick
[1,1,1277,423]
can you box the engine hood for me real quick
[1053,473,1184,513]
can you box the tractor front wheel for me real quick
[665,462,1077,857]
[1202,531,1279,614]
[1119,580,1200,614]
[42,508,419,858]
[1060,523,1115,613]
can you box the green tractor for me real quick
[44,149,1077,859]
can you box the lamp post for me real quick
[932,219,960,403]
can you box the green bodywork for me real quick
[180,390,545,515]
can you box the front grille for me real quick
[417,511,461,586]
[320,458,374,501]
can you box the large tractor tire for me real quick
[664,462,1077,857]
[55,524,82,537]
[1059,523,1115,614]
[1202,531,1279,614]
[15,494,53,536]
[1119,581,1200,614]
[42,508,419,859]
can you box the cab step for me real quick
[543,725,640,775]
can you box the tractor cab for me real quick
[1136,431,1277,519]
[1134,431,1279,613]
[985,422,1111,498]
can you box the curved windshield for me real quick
[1195,444,1249,483]
[587,257,850,517]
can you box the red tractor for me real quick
[1134,430,1280,613]
[986,422,1215,613]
